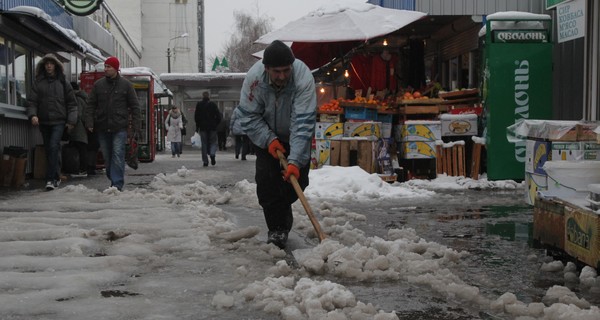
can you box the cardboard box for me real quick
[551,141,600,161]
[314,122,344,140]
[551,141,581,161]
[343,121,381,140]
[314,139,332,168]
[525,140,551,174]
[440,113,478,136]
[399,141,437,159]
[525,172,547,205]
[399,121,441,142]
[319,113,342,123]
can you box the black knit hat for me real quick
[262,40,295,67]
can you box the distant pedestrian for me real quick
[68,81,90,178]
[85,56,141,191]
[229,107,249,160]
[26,53,78,191]
[216,111,229,151]
[165,106,184,158]
[194,91,221,166]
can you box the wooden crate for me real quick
[435,143,466,177]
[330,139,376,174]
[533,197,565,251]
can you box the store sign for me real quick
[59,0,103,16]
[557,0,585,43]
[546,0,571,10]
[493,30,548,43]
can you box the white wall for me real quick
[140,0,199,74]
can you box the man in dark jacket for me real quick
[26,53,78,191]
[194,91,221,166]
[85,56,141,191]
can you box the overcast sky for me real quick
[203,0,358,62]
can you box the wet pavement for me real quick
[2,146,598,319]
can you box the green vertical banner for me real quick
[484,20,553,180]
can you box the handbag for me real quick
[181,126,187,136]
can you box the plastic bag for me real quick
[126,135,139,170]
[226,136,234,148]
[191,132,202,149]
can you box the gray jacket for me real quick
[237,59,317,167]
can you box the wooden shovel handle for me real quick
[277,150,326,242]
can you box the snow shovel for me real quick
[277,150,326,242]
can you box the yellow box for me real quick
[399,141,437,159]
[314,122,344,140]
[343,121,381,140]
[564,205,600,269]
[399,121,441,142]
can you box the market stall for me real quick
[256,2,485,181]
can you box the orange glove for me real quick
[284,164,300,182]
[268,139,286,159]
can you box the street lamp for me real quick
[166,32,189,73]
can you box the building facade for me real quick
[0,0,142,175]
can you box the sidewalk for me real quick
[1,145,256,197]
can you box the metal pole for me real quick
[167,47,171,73]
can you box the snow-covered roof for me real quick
[8,6,104,61]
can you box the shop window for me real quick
[0,36,7,104]
[12,43,29,107]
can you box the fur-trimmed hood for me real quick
[35,53,64,78]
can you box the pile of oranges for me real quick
[401,91,428,101]
[318,99,342,112]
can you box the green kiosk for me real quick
[483,12,553,180]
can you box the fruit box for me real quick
[343,121,381,140]
[525,140,551,175]
[399,141,437,159]
[439,113,478,136]
[397,121,441,142]
[319,113,342,123]
[314,122,344,140]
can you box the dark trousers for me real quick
[217,131,227,150]
[71,141,88,172]
[234,135,250,158]
[255,144,309,232]
[39,124,64,182]
[87,130,99,172]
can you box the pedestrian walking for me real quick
[237,40,317,248]
[67,81,90,178]
[194,91,221,166]
[26,53,78,191]
[229,107,249,160]
[165,106,184,158]
[216,111,229,151]
[85,56,141,191]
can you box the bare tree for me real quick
[220,8,273,72]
